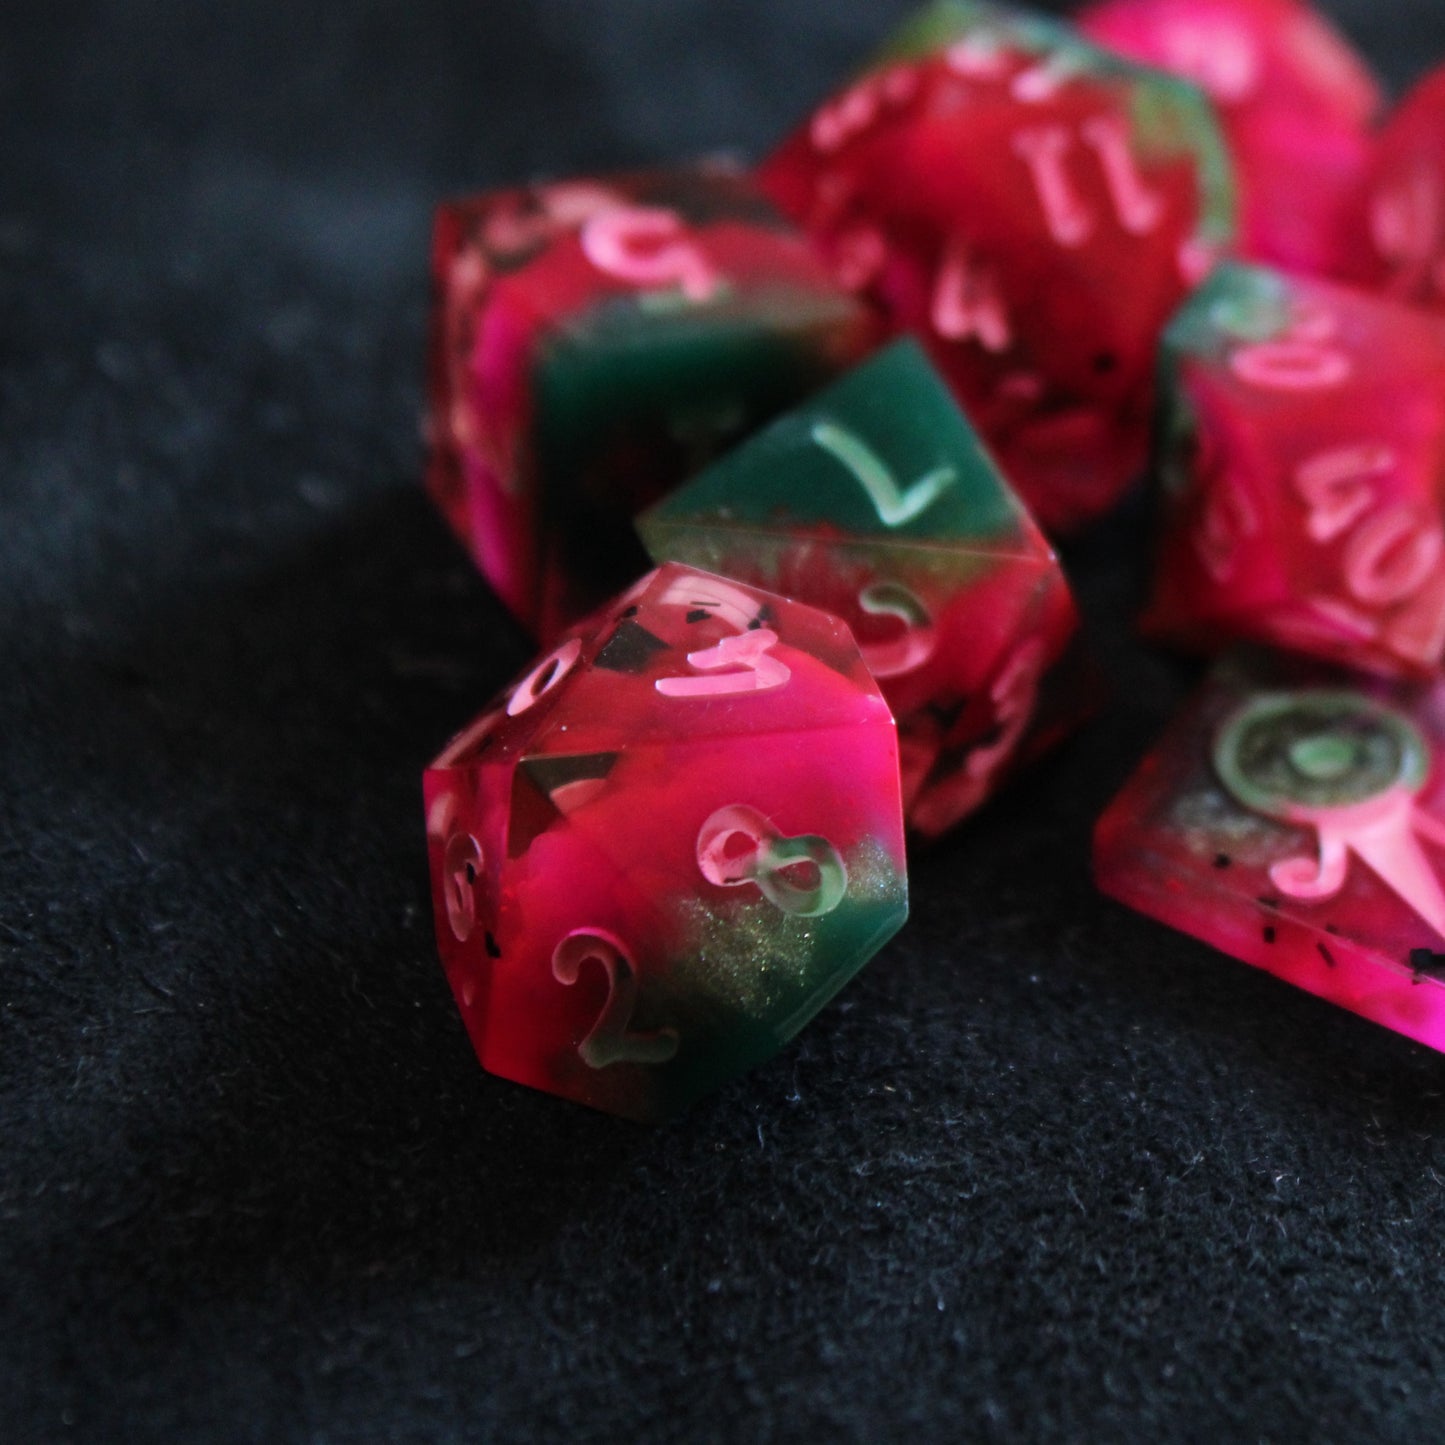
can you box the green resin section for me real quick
[873,0,1078,68]
[1162,263,1297,368]
[638,340,1034,558]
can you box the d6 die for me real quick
[1096,649,1445,1056]
[423,563,909,1121]
[1144,263,1445,678]
[759,0,1235,533]
[1079,0,1381,275]
[425,166,877,643]
[638,341,1078,840]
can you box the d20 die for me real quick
[1079,0,1382,275]
[422,563,909,1122]
[425,166,877,643]
[1096,649,1445,1056]
[1342,65,1445,315]
[1144,263,1445,678]
[637,340,1078,840]
[759,0,1236,534]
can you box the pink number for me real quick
[442,830,484,943]
[1344,508,1445,608]
[1194,477,1260,584]
[932,237,1011,351]
[857,581,936,678]
[810,80,881,154]
[1370,167,1443,296]
[1080,116,1165,236]
[507,638,582,717]
[551,930,678,1069]
[656,629,790,699]
[1293,445,1395,543]
[696,805,847,918]
[580,207,720,302]
[1230,339,1351,390]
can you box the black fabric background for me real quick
[6,2,1445,1440]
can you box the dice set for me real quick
[418,0,1445,1117]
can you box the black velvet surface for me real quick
[7,2,1445,1439]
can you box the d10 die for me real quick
[425,166,877,644]
[422,563,908,1121]
[759,0,1236,534]
[1096,649,1445,1056]
[1342,65,1445,314]
[637,341,1078,840]
[1079,0,1381,275]
[1144,263,1445,678]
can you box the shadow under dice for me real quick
[1343,64,1445,315]
[1096,651,1445,1055]
[425,166,877,644]
[1145,263,1445,677]
[423,563,909,1122]
[759,0,1235,534]
[638,340,1077,841]
[1078,0,1381,276]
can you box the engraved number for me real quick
[442,830,484,942]
[697,805,848,918]
[580,207,720,302]
[551,930,679,1070]
[811,421,956,526]
[655,628,790,698]
[507,638,582,717]
[857,581,936,678]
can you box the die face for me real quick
[426,168,877,643]
[1144,264,1445,677]
[1078,0,1382,274]
[637,342,1080,837]
[1095,650,1445,1055]
[759,0,1236,534]
[423,565,908,1121]
[1346,66,1445,314]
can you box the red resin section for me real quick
[1145,264,1445,678]
[422,564,909,1122]
[1341,65,1445,314]
[1080,0,1382,275]
[1096,650,1445,1056]
[425,169,876,644]
[759,18,1233,533]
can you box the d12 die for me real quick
[1144,263,1445,678]
[1079,0,1382,275]
[422,563,909,1121]
[759,0,1236,534]
[1341,65,1445,315]
[1096,649,1445,1056]
[425,166,877,644]
[637,340,1078,840]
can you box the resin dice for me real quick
[1096,649,1445,1056]
[425,166,877,643]
[1079,0,1381,274]
[423,563,909,1121]
[1343,65,1445,313]
[759,0,1235,533]
[638,341,1078,839]
[1144,263,1445,677]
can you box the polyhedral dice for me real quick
[425,165,877,643]
[1078,0,1382,275]
[637,341,1078,840]
[1096,649,1445,1056]
[759,0,1236,533]
[1144,262,1445,677]
[1341,65,1445,313]
[422,563,909,1121]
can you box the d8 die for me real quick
[1079,0,1382,275]
[1342,65,1445,314]
[637,341,1078,840]
[425,166,877,643]
[1144,263,1445,678]
[422,563,909,1121]
[759,0,1235,533]
[1096,649,1445,1056]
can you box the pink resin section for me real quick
[1342,65,1445,313]
[1079,0,1382,274]
[1146,270,1445,677]
[1096,653,1445,1055]
[422,563,908,1121]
